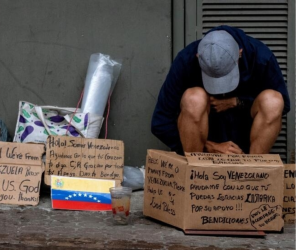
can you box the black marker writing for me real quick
[190,170,209,180]
[245,193,275,203]
[201,216,249,225]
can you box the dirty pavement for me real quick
[0,190,295,250]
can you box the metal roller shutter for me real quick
[172,0,295,163]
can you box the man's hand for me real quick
[205,141,244,154]
[210,97,237,112]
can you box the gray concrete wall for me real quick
[0,0,170,166]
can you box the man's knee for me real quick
[251,89,284,120]
[180,87,209,118]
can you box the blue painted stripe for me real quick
[51,189,111,204]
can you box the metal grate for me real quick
[173,0,289,162]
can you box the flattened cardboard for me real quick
[44,136,124,185]
[0,141,45,206]
[51,175,120,211]
[184,229,266,236]
[144,150,284,232]
[283,164,296,224]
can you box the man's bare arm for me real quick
[205,140,244,154]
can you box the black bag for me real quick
[0,119,11,142]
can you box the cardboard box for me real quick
[283,164,296,224]
[44,136,124,185]
[0,141,45,206]
[143,150,284,232]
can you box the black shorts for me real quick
[207,107,253,153]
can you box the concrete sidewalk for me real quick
[0,190,296,250]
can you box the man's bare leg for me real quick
[178,87,210,153]
[250,89,284,154]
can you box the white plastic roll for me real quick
[81,53,122,116]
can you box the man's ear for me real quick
[239,49,243,58]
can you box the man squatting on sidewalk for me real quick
[151,25,290,155]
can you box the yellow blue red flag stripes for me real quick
[51,176,116,211]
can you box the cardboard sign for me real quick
[0,142,44,205]
[283,164,296,224]
[51,175,120,211]
[143,150,285,231]
[44,136,124,185]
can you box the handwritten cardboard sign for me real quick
[0,142,44,205]
[283,164,296,224]
[144,150,285,231]
[44,136,124,185]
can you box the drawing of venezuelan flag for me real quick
[51,175,117,211]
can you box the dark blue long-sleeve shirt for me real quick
[151,25,290,155]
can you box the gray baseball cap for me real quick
[198,30,240,94]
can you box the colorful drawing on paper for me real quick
[51,175,116,211]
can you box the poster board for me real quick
[0,141,44,205]
[44,136,124,185]
[51,175,120,211]
[283,164,296,224]
[144,150,285,231]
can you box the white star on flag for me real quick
[78,193,82,196]
[84,194,87,197]
[65,197,69,200]
[89,195,93,198]
[73,194,77,197]
[94,197,97,200]
[69,195,72,198]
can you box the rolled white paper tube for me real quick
[81,53,116,116]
